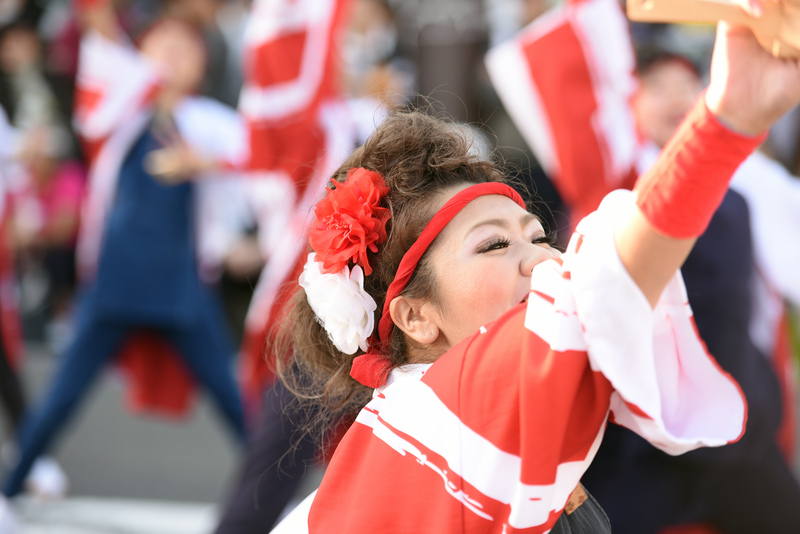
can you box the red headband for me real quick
[350,182,526,388]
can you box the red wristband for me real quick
[634,93,766,239]
[73,0,109,11]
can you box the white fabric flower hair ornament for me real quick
[300,167,390,355]
[299,253,377,354]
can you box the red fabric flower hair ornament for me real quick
[309,167,391,276]
[300,168,390,356]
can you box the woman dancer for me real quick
[271,14,800,534]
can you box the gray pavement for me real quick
[0,342,243,533]
[13,497,218,534]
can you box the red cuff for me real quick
[634,93,766,239]
[74,0,109,10]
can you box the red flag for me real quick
[485,0,639,228]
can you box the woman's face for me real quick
[633,60,702,148]
[140,21,206,95]
[424,192,560,349]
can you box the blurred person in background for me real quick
[216,194,265,349]
[386,0,488,123]
[114,0,361,527]
[0,21,72,496]
[213,0,356,530]
[233,0,354,429]
[9,124,85,352]
[486,0,800,531]
[1,0,250,499]
[0,13,83,349]
[0,20,75,155]
[0,109,69,504]
[0,106,21,531]
[343,0,412,142]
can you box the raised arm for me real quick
[72,0,159,147]
[616,18,800,307]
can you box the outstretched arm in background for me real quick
[74,0,121,41]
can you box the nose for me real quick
[520,242,557,277]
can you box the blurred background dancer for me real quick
[1,0,248,500]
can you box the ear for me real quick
[389,296,440,346]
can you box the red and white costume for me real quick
[272,187,747,533]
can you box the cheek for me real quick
[634,96,662,130]
[442,261,517,325]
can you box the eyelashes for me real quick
[534,232,560,249]
[479,237,511,253]
[478,232,558,254]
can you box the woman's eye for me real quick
[532,233,558,247]
[479,238,511,253]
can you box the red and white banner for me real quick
[239,0,352,188]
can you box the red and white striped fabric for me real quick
[237,0,356,408]
[485,0,639,229]
[239,0,351,184]
[272,190,746,534]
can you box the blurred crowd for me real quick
[0,0,796,533]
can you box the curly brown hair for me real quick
[275,110,524,440]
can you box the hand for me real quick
[705,1,800,135]
[223,237,265,280]
[143,141,213,184]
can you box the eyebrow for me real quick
[467,213,541,235]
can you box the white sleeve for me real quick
[569,190,746,454]
[176,97,250,169]
[74,31,159,140]
[731,152,800,308]
[269,490,315,533]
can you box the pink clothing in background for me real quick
[13,160,86,246]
